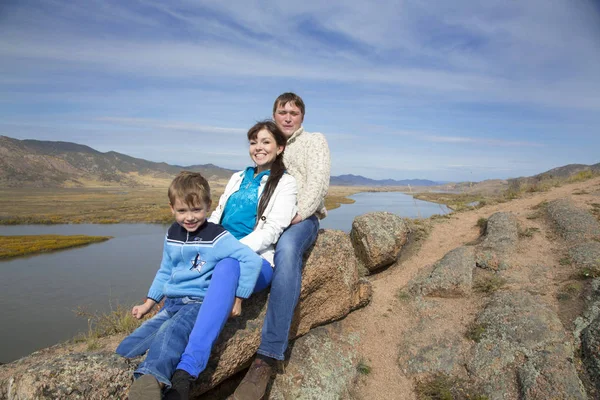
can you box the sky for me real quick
[1,0,599,182]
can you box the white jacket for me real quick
[209,170,298,266]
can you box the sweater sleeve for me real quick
[239,175,297,253]
[297,133,331,220]
[213,233,263,299]
[147,235,172,303]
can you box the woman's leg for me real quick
[176,258,240,377]
[176,257,273,378]
[253,258,274,293]
[257,215,319,360]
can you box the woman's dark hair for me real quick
[247,120,287,223]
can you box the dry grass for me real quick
[0,234,112,259]
[0,185,380,225]
[74,304,143,350]
[414,192,490,212]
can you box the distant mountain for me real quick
[0,136,235,188]
[330,174,438,187]
[531,163,600,180]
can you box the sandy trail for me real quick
[342,176,600,400]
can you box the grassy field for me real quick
[0,234,112,259]
[0,184,382,225]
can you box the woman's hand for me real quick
[290,213,303,225]
[230,297,243,317]
[132,299,156,319]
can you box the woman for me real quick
[165,120,297,399]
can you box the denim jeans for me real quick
[177,257,273,378]
[115,296,203,388]
[257,215,319,360]
[117,258,273,385]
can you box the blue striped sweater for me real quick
[147,221,262,302]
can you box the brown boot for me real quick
[231,356,275,400]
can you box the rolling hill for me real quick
[0,136,235,187]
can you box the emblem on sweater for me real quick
[190,253,206,272]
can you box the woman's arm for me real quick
[239,175,298,253]
[208,172,243,224]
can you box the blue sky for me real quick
[1,0,599,182]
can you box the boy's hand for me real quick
[230,297,243,318]
[132,299,156,319]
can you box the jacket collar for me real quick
[287,126,304,144]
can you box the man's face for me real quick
[273,101,304,139]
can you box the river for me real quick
[0,191,449,363]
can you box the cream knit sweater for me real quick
[283,127,331,220]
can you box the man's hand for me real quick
[131,299,156,319]
[290,213,303,225]
[230,297,243,317]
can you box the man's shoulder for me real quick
[294,130,328,147]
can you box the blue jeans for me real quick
[177,257,273,378]
[116,258,273,385]
[116,296,203,388]
[257,215,319,360]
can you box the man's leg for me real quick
[233,216,318,400]
[257,215,319,360]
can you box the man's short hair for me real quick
[168,171,211,207]
[273,92,305,116]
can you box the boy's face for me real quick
[273,101,303,139]
[170,198,210,232]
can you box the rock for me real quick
[0,349,133,400]
[547,198,600,243]
[350,212,409,273]
[569,242,600,270]
[581,315,600,392]
[0,230,372,399]
[475,212,518,271]
[467,290,587,400]
[409,246,475,298]
[399,334,468,375]
[268,322,361,400]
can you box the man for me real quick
[232,92,331,399]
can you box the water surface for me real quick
[0,191,449,362]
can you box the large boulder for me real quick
[268,322,361,399]
[475,212,519,271]
[408,246,475,298]
[0,230,372,399]
[467,290,587,400]
[546,198,600,243]
[350,212,409,273]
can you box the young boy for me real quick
[116,171,263,400]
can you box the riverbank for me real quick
[0,185,406,225]
[0,235,112,259]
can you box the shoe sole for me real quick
[129,374,162,400]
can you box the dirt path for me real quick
[342,176,600,400]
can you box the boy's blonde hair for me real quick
[168,171,211,207]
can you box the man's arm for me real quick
[296,133,330,220]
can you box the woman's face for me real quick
[249,128,283,173]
